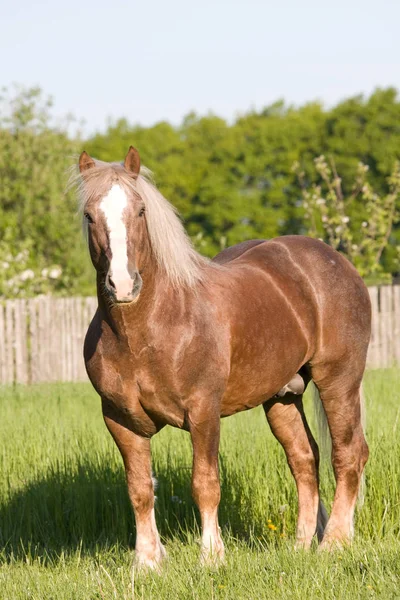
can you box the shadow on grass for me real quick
[0,458,278,561]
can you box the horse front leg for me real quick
[189,402,224,565]
[102,402,165,570]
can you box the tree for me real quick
[0,86,93,297]
[293,156,400,281]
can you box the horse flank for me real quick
[70,160,211,288]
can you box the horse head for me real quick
[78,147,147,304]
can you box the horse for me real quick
[74,146,370,569]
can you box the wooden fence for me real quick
[0,287,399,384]
[0,297,97,384]
[368,285,400,369]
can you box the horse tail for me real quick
[311,381,366,506]
[311,382,331,460]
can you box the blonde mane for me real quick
[70,160,210,288]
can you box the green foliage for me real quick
[0,370,400,598]
[0,86,94,298]
[0,229,64,297]
[88,90,400,269]
[1,86,400,297]
[293,156,400,279]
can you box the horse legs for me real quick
[102,405,165,569]
[263,394,328,548]
[189,406,224,564]
[311,368,369,548]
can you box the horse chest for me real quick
[86,336,187,429]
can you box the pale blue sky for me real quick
[2,0,399,134]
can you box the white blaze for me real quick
[100,184,132,299]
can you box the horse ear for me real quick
[124,146,141,178]
[79,151,95,173]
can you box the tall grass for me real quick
[0,370,399,598]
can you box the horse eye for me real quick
[84,213,94,224]
[139,207,145,217]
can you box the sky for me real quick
[2,0,399,135]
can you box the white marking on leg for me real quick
[135,508,166,569]
[349,506,355,538]
[100,184,132,300]
[201,509,224,564]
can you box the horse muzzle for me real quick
[106,272,143,304]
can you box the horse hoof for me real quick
[294,539,313,551]
[134,544,167,572]
[200,548,225,568]
[318,536,349,552]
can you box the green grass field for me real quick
[1,370,399,599]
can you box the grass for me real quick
[0,370,399,599]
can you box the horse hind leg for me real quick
[311,363,369,549]
[263,394,328,548]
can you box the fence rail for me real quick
[0,287,399,384]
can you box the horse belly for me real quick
[221,318,308,416]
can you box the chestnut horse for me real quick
[75,147,370,568]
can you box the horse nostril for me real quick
[108,277,116,291]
